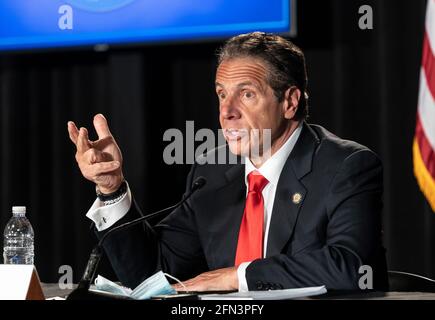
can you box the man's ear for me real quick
[283,86,301,120]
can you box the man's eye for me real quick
[243,91,255,99]
[218,92,226,99]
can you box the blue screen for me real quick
[0,0,293,51]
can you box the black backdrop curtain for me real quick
[0,0,434,284]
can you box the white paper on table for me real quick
[199,285,327,300]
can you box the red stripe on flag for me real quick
[415,114,435,178]
[422,31,435,99]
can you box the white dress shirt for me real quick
[86,182,132,231]
[86,124,302,291]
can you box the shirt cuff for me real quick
[237,262,251,292]
[86,183,132,231]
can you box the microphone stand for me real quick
[67,177,206,300]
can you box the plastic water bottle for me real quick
[3,206,34,264]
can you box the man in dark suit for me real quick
[67,32,388,291]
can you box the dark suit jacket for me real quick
[99,122,388,291]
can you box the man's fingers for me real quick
[67,121,79,145]
[82,148,103,164]
[92,136,115,150]
[173,277,199,292]
[93,114,112,139]
[77,127,92,153]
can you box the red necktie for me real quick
[235,171,269,266]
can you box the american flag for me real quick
[414,0,435,211]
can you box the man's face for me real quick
[216,57,291,159]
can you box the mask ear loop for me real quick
[164,273,187,292]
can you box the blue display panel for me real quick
[0,0,294,51]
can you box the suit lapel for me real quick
[206,164,246,267]
[266,123,320,257]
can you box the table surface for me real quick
[42,283,76,299]
[41,283,435,300]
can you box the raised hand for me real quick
[67,114,124,194]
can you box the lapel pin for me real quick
[292,193,302,204]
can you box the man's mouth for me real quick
[223,128,248,140]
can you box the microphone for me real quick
[67,176,207,300]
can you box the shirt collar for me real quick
[245,123,303,187]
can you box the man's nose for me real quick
[220,98,241,120]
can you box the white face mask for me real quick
[130,271,176,300]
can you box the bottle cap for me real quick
[12,206,26,214]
